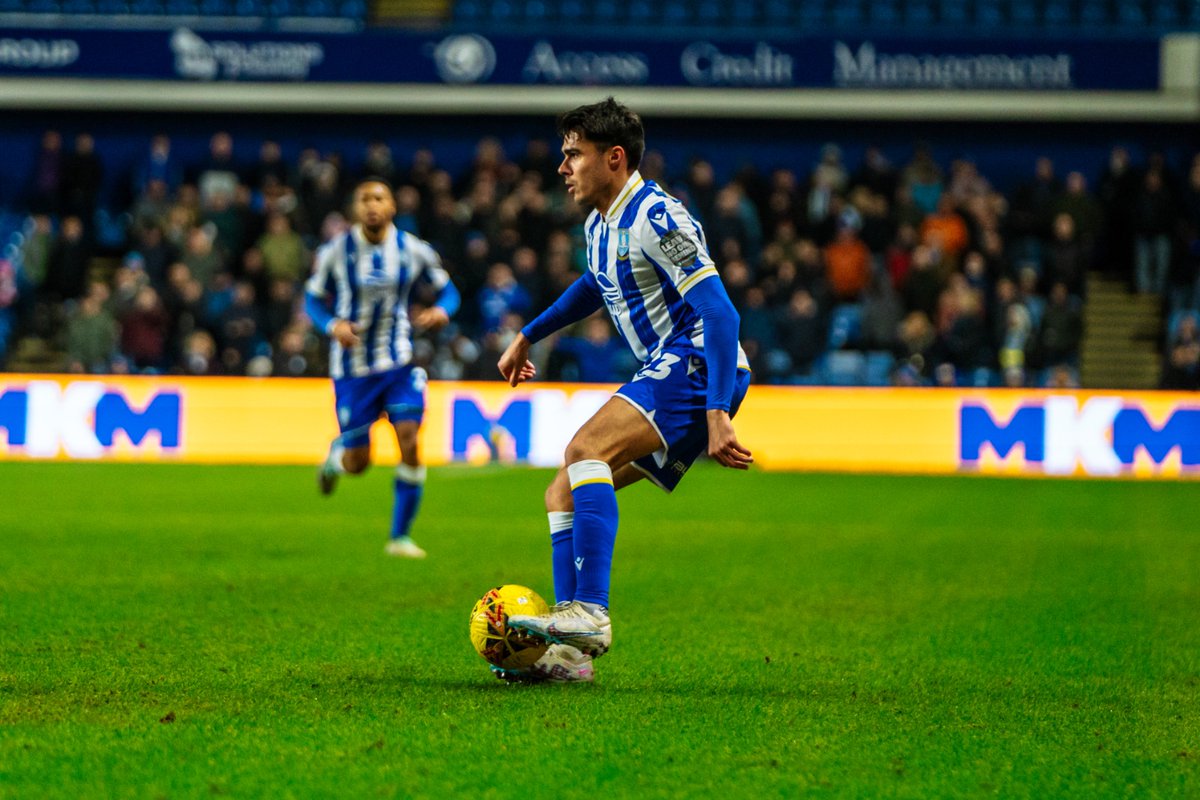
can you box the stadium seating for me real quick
[0,0,365,25]
[447,0,1200,33]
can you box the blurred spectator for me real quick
[1098,146,1139,280]
[852,146,897,200]
[1008,156,1060,268]
[998,303,1034,387]
[1132,169,1175,295]
[19,214,53,295]
[1052,171,1103,261]
[1162,312,1200,390]
[61,133,104,224]
[192,131,241,206]
[271,324,318,378]
[0,257,17,367]
[550,315,629,383]
[29,130,64,216]
[182,225,224,288]
[776,288,826,377]
[1044,213,1087,297]
[901,142,943,215]
[217,281,265,372]
[45,216,90,303]
[478,262,531,334]
[133,134,182,195]
[1037,282,1083,369]
[823,223,871,302]
[66,283,119,373]
[119,285,169,372]
[257,212,308,283]
[182,329,220,376]
[919,194,970,269]
[251,140,290,191]
[861,270,903,351]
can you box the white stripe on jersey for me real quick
[306,223,451,380]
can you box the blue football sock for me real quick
[567,460,618,608]
[391,464,426,540]
[547,511,576,603]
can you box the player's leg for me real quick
[385,418,426,558]
[512,398,660,655]
[319,375,383,495]
[543,463,643,604]
[383,365,429,558]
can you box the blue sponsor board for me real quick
[960,398,1200,475]
[0,382,180,457]
[0,28,1162,90]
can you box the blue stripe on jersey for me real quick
[342,233,358,379]
[643,250,692,330]
[617,183,671,356]
[365,297,382,371]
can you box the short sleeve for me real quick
[305,240,337,298]
[410,235,451,290]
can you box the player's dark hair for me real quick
[356,175,395,195]
[557,97,645,170]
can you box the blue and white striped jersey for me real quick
[305,223,452,380]
[584,171,750,370]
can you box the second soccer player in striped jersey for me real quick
[305,177,460,559]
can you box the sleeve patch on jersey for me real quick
[659,229,699,268]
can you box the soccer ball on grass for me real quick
[469,584,550,671]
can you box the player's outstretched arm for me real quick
[497,332,537,387]
[706,409,753,470]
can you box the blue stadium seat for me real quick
[1152,0,1181,25]
[904,0,936,25]
[697,0,724,25]
[937,0,969,25]
[589,0,618,21]
[628,0,654,23]
[558,0,585,20]
[128,0,164,13]
[662,0,688,23]
[61,0,96,12]
[730,0,760,25]
[198,0,230,13]
[301,0,333,15]
[94,0,128,11]
[266,0,292,15]
[973,0,1004,25]
[763,0,793,24]
[487,0,517,22]
[338,0,365,18]
[827,304,864,350]
[27,0,60,12]
[521,0,548,21]
[233,0,263,15]
[796,0,827,26]
[1079,0,1111,25]
[821,351,867,386]
[454,0,483,21]
[869,0,902,24]
[1117,0,1149,24]
[1187,0,1200,24]
[1009,0,1039,26]
[165,0,197,14]
[865,351,896,386]
[831,0,864,26]
[1041,0,1073,25]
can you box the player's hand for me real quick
[331,319,362,348]
[706,409,753,470]
[413,306,450,332]
[497,332,537,387]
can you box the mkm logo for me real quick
[960,397,1199,475]
[0,381,181,458]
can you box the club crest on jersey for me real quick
[617,229,630,258]
[659,229,698,267]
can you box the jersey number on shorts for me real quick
[635,353,681,381]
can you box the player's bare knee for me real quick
[343,450,371,474]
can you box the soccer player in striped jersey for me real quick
[305,177,460,558]
[496,98,752,682]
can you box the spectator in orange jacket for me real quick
[823,223,872,302]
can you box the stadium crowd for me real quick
[2,130,1199,389]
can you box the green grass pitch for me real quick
[0,462,1197,798]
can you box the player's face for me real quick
[559,132,617,213]
[354,182,396,233]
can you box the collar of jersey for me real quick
[353,222,396,250]
[603,171,645,225]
